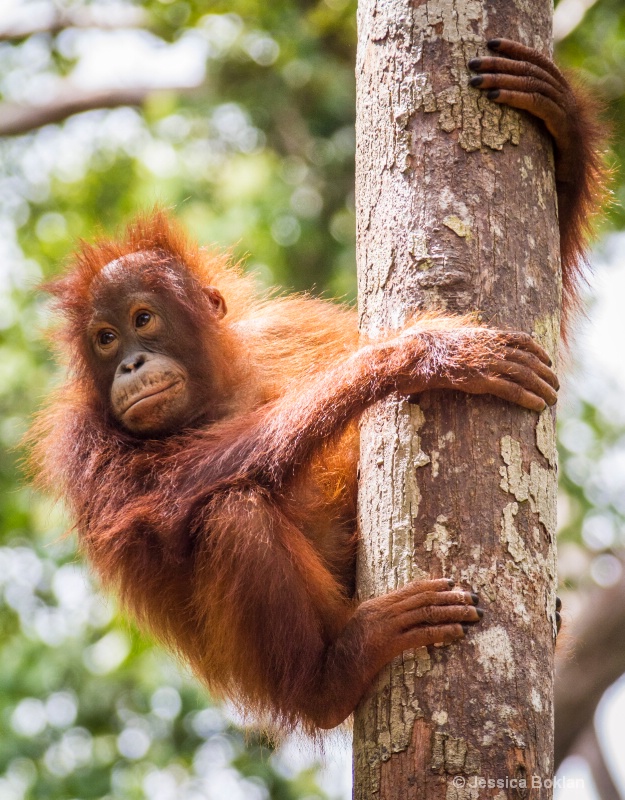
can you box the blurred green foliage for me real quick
[0,0,624,797]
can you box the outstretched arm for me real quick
[186,318,557,495]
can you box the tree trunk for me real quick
[354,1,560,798]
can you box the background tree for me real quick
[0,1,624,799]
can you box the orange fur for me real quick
[557,76,611,336]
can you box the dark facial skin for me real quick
[87,275,225,436]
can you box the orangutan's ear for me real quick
[203,286,227,318]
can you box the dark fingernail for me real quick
[462,624,469,634]
[448,579,455,588]
[471,592,479,605]
[468,58,482,70]
[469,76,483,87]
[487,89,500,100]
[556,596,562,611]
[488,38,501,49]
[476,607,485,619]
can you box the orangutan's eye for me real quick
[135,311,152,329]
[98,330,116,347]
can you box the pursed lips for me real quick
[121,379,182,415]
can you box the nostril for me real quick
[120,354,146,373]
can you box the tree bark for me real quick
[354,1,560,798]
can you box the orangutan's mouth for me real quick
[121,380,182,415]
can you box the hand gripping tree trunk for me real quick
[354,1,560,798]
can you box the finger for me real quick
[395,590,478,613]
[477,375,548,412]
[491,360,558,405]
[398,604,483,631]
[399,623,466,650]
[498,332,553,366]
[468,56,564,93]
[556,595,562,612]
[487,38,566,84]
[494,357,559,400]
[502,346,560,390]
[485,88,568,142]
[470,73,563,106]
